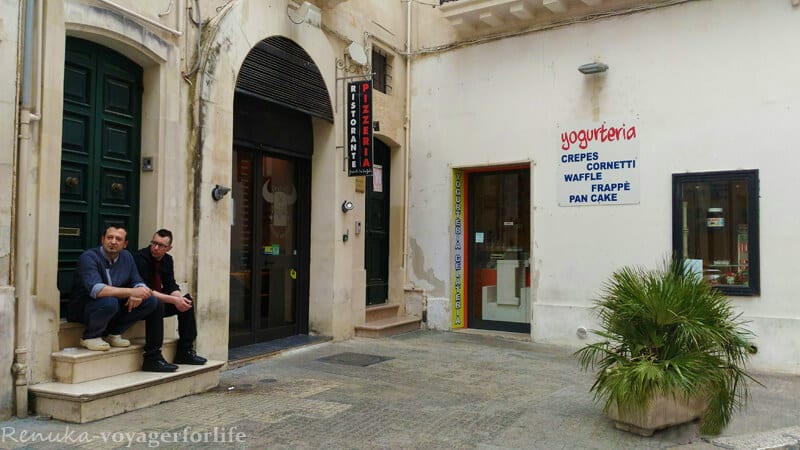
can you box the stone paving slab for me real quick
[1,330,799,449]
[706,426,800,450]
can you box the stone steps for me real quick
[30,361,224,423]
[58,320,148,349]
[29,320,223,423]
[364,303,400,322]
[355,315,420,338]
[53,338,178,383]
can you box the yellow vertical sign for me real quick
[452,170,465,328]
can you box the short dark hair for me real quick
[104,224,128,239]
[155,229,173,245]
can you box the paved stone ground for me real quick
[1,330,799,449]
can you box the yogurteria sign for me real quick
[558,121,640,206]
[347,80,373,176]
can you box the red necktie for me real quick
[153,260,163,293]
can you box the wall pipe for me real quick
[13,0,41,419]
[32,0,42,119]
[161,0,185,34]
[177,0,184,36]
[402,0,412,280]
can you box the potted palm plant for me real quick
[575,258,758,436]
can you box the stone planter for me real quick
[606,394,707,436]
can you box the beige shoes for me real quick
[104,334,131,347]
[80,337,110,351]
[79,335,130,351]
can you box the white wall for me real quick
[409,0,800,373]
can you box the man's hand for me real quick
[130,286,153,299]
[125,296,144,312]
[171,295,193,312]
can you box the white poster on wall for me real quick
[558,121,640,206]
[373,164,383,193]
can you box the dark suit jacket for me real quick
[133,247,180,294]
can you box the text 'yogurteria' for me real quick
[560,122,637,151]
[558,122,640,206]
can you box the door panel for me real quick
[467,169,531,333]
[257,156,298,337]
[229,149,309,347]
[58,38,141,306]
[365,140,390,305]
[230,151,255,344]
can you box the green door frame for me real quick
[58,37,142,308]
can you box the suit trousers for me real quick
[163,303,198,350]
[81,296,165,357]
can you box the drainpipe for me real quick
[402,0,412,283]
[13,0,41,419]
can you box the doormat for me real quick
[316,352,393,367]
[228,335,331,363]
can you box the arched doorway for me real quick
[228,37,332,348]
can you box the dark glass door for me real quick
[467,169,531,333]
[229,149,309,347]
[58,37,142,311]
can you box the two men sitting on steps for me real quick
[67,224,205,372]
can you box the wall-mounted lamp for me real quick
[341,200,354,213]
[212,185,231,201]
[578,62,609,75]
[373,121,380,132]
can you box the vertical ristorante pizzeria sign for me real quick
[347,80,373,176]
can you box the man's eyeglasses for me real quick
[150,241,170,249]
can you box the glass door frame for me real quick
[466,166,531,333]
[229,144,311,348]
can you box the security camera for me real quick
[212,185,231,201]
[341,200,354,213]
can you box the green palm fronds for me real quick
[575,257,758,435]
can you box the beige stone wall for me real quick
[0,0,20,421]
[0,0,17,289]
[322,0,412,322]
[2,0,411,417]
[0,287,12,420]
[192,0,411,351]
[27,0,186,383]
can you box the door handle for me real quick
[111,182,124,193]
[65,176,79,187]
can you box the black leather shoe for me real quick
[173,349,207,365]
[142,355,178,372]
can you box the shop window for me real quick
[672,170,759,296]
[371,47,392,94]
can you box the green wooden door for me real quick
[58,37,142,305]
[365,140,390,306]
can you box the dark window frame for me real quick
[371,48,389,94]
[672,169,760,296]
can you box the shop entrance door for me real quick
[467,168,531,333]
[229,150,310,347]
